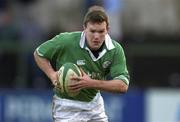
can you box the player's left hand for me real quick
[69,68,93,92]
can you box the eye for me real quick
[98,30,104,33]
[90,30,95,33]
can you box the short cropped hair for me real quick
[83,5,109,28]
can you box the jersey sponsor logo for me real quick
[102,61,111,69]
[76,60,85,66]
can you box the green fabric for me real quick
[36,31,129,102]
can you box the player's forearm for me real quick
[34,51,56,81]
[93,79,128,93]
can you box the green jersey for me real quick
[36,31,129,102]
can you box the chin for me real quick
[91,46,98,50]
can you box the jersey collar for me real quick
[79,31,115,61]
[79,31,115,50]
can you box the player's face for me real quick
[84,21,108,51]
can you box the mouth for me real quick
[92,40,101,45]
[93,42,99,45]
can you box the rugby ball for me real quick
[58,63,82,97]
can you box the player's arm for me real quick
[34,51,58,86]
[98,44,129,93]
[70,70,128,93]
[89,79,128,93]
[33,34,64,86]
[70,44,129,93]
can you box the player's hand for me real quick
[50,71,61,91]
[69,68,92,92]
[54,80,61,91]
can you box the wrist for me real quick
[48,71,58,83]
[91,79,101,89]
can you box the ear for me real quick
[106,26,110,32]
[83,25,86,30]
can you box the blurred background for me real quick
[0,0,180,122]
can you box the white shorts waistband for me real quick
[53,92,103,111]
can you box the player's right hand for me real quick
[53,80,61,91]
[51,71,61,91]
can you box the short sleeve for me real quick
[36,34,64,60]
[110,45,130,85]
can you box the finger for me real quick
[70,76,81,81]
[69,82,84,91]
[69,84,82,92]
[55,85,61,88]
[79,67,86,76]
[55,84,61,88]
[52,80,61,87]
[55,82,61,91]
[52,80,57,86]
[70,88,81,92]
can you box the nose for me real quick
[94,32,100,39]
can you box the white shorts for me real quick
[52,93,108,122]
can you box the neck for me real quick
[89,42,105,58]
